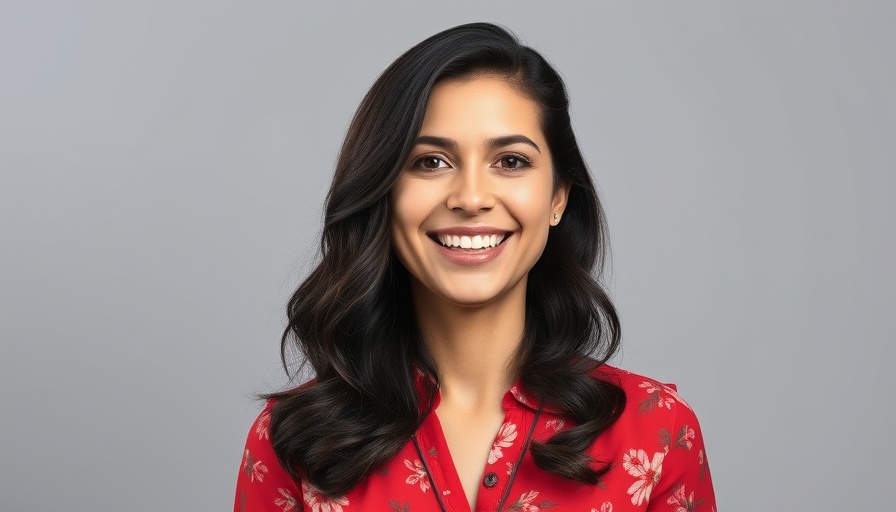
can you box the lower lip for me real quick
[434,238,507,266]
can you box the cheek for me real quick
[506,175,555,218]
[389,179,433,268]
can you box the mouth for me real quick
[429,232,511,250]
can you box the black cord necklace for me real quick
[412,402,544,512]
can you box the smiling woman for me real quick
[235,22,716,511]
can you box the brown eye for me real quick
[415,156,449,170]
[498,155,531,169]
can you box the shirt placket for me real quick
[412,372,543,512]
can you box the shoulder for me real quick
[592,364,696,414]
[591,365,717,507]
[588,364,706,453]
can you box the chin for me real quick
[437,283,518,308]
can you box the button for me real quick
[483,472,499,488]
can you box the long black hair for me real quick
[267,22,625,497]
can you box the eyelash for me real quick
[410,154,533,171]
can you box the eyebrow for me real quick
[412,134,542,154]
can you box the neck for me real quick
[411,279,527,411]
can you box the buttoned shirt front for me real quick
[235,365,716,511]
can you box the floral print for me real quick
[666,484,703,512]
[302,480,349,512]
[256,409,271,440]
[623,449,665,505]
[242,449,269,483]
[638,381,676,412]
[544,419,565,432]
[488,421,519,464]
[275,488,298,512]
[403,459,430,493]
[677,425,695,450]
[235,365,716,511]
[507,489,556,511]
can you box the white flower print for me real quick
[275,487,298,512]
[675,424,695,450]
[302,480,349,512]
[667,483,700,512]
[638,381,675,410]
[545,419,565,432]
[404,459,430,492]
[508,489,556,511]
[590,503,613,512]
[519,490,540,511]
[661,383,692,411]
[488,422,518,464]
[256,409,271,440]
[622,449,665,505]
[242,449,269,483]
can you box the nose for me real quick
[445,167,495,214]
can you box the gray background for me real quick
[1,1,893,510]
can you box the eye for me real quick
[412,155,450,170]
[495,155,532,170]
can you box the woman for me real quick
[236,22,716,511]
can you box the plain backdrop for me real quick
[1,1,893,510]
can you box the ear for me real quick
[550,181,570,225]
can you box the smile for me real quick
[436,233,507,250]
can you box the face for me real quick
[390,75,568,308]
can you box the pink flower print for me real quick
[275,488,298,512]
[404,459,430,492]
[590,503,613,512]
[242,449,269,483]
[661,384,692,410]
[302,480,349,512]
[638,381,661,394]
[506,461,515,475]
[488,422,518,464]
[676,425,695,450]
[518,490,540,511]
[622,449,665,505]
[507,490,555,511]
[666,483,701,512]
[638,381,675,412]
[545,419,565,432]
[256,409,271,440]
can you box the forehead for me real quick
[419,76,545,142]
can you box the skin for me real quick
[390,75,569,510]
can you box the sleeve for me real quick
[648,385,717,511]
[234,401,303,512]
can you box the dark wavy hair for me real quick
[267,22,626,497]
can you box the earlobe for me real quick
[550,182,570,225]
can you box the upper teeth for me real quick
[438,234,504,249]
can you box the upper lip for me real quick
[428,226,511,236]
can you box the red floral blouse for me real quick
[235,365,716,511]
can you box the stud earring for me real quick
[553,213,559,222]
